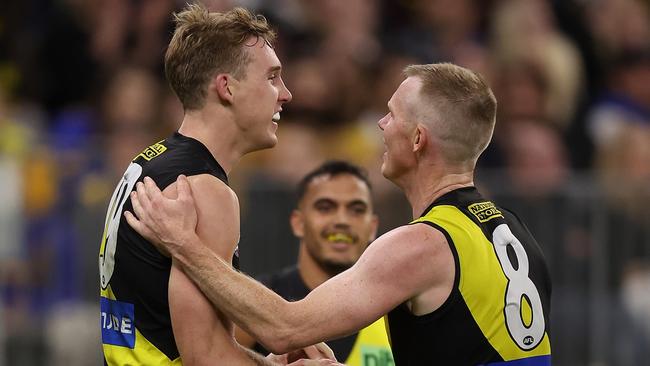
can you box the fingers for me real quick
[134,176,162,216]
[282,342,337,363]
[287,360,342,366]
[134,181,153,215]
[300,345,330,361]
[176,174,194,203]
[130,189,147,223]
[124,210,152,239]
[123,210,141,232]
[127,178,158,243]
[297,343,336,361]
[313,342,336,361]
[299,346,320,360]
[143,176,164,203]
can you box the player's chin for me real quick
[262,133,278,149]
[380,161,391,179]
[270,129,279,143]
[322,257,355,272]
[260,122,276,139]
[249,134,277,152]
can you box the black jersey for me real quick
[98,132,230,365]
[254,267,392,365]
[387,187,552,366]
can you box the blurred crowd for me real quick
[0,0,649,365]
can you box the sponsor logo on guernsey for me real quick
[136,141,167,161]
[100,297,135,348]
[361,345,394,366]
[468,201,503,223]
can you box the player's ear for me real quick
[413,123,427,153]
[212,73,235,104]
[290,209,305,238]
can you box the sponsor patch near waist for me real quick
[481,355,551,366]
[360,345,394,366]
[101,297,135,348]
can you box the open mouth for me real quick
[272,112,281,122]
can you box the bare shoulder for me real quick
[365,223,450,262]
[187,174,239,207]
[159,174,238,210]
[186,174,240,259]
[355,223,454,299]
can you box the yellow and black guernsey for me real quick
[387,187,551,366]
[254,267,394,366]
[98,132,232,365]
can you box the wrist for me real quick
[172,233,202,265]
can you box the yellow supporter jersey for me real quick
[345,317,393,366]
[253,266,393,365]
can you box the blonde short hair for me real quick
[165,4,276,110]
[404,63,497,165]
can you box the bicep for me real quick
[163,176,243,363]
[188,175,240,261]
[291,225,452,343]
[296,266,395,341]
[169,262,237,363]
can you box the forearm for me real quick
[175,239,303,353]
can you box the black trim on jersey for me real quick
[388,221,503,365]
[253,266,358,361]
[417,186,479,218]
[106,132,229,360]
[407,221,461,318]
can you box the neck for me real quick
[396,164,475,219]
[177,106,244,175]
[297,244,335,290]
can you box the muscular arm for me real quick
[162,175,268,365]
[127,176,454,354]
[173,221,452,354]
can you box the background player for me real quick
[235,160,392,365]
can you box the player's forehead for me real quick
[245,37,282,72]
[388,78,423,122]
[303,174,371,203]
[390,77,419,108]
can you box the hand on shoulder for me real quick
[125,174,200,257]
